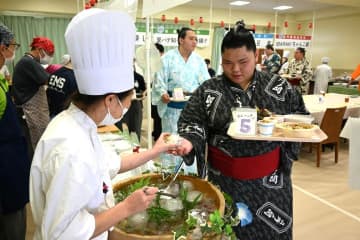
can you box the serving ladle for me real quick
[158,160,185,198]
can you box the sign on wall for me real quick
[252,33,312,49]
[274,34,312,49]
[253,33,274,48]
[135,26,210,48]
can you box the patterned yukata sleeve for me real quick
[178,86,208,178]
[283,84,310,165]
[152,57,170,118]
[289,86,309,115]
[152,58,168,105]
[301,61,313,86]
[198,57,211,84]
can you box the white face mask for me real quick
[5,53,15,65]
[2,49,15,65]
[99,98,128,126]
[40,49,53,65]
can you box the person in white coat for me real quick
[278,50,290,75]
[313,57,332,94]
[29,9,177,240]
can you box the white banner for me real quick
[274,34,312,49]
[135,28,210,47]
[253,33,274,48]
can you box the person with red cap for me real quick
[12,36,55,152]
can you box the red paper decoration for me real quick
[284,21,288,28]
[199,17,203,23]
[252,24,256,31]
[297,23,302,30]
[174,17,179,24]
[84,2,91,9]
[89,0,96,6]
[267,22,271,29]
[161,14,166,22]
[220,20,225,28]
[190,18,195,26]
[308,22,313,29]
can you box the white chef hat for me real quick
[65,8,135,95]
[283,50,290,58]
[321,57,329,64]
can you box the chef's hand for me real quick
[123,187,158,214]
[173,137,193,156]
[152,133,178,154]
[161,93,171,103]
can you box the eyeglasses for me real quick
[8,43,21,50]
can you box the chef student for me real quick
[29,9,177,240]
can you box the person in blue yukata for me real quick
[152,27,210,174]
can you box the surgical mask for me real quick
[4,53,15,65]
[40,50,53,65]
[99,99,128,126]
[2,49,15,65]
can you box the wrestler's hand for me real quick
[161,93,170,103]
[173,137,193,156]
[153,133,178,154]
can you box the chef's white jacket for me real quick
[30,104,120,240]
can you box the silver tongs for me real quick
[158,160,184,197]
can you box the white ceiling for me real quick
[185,0,360,13]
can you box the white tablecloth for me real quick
[340,117,360,190]
[303,93,360,123]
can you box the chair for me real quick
[309,106,346,167]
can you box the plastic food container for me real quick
[257,120,276,136]
[275,122,319,138]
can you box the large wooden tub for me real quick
[109,173,225,240]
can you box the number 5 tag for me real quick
[233,108,257,135]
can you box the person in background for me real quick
[278,50,290,75]
[45,54,71,74]
[313,57,332,94]
[205,58,216,77]
[286,47,313,94]
[348,64,360,91]
[175,20,308,239]
[116,59,146,142]
[152,27,210,174]
[46,55,78,118]
[0,24,30,240]
[261,44,281,74]
[29,9,177,240]
[12,37,54,150]
[60,54,71,65]
[151,42,164,141]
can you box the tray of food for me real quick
[227,121,327,142]
[169,95,191,102]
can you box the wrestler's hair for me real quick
[176,27,194,45]
[221,20,256,53]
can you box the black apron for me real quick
[0,84,30,214]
